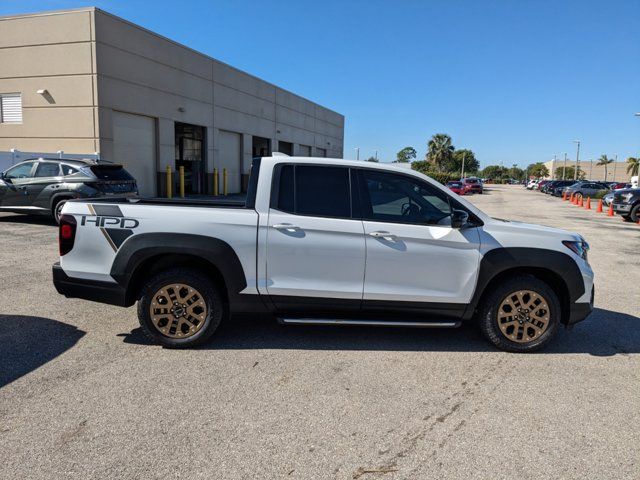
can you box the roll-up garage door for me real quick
[218,130,242,194]
[113,111,156,197]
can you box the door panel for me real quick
[1,161,35,207]
[266,209,366,302]
[113,112,156,197]
[357,168,482,305]
[363,221,481,303]
[218,130,242,194]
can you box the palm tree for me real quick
[596,154,614,181]
[427,134,454,172]
[627,157,639,177]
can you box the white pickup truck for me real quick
[53,156,594,352]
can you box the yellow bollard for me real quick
[179,166,185,198]
[223,168,228,196]
[166,166,172,199]
[213,168,219,196]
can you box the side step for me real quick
[278,318,461,328]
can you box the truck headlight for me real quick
[563,239,589,262]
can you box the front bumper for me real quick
[567,286,594,326]
[612,203,631,213]
[53,262,130,307]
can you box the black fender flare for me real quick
[465,247,585,320]
[110,233,247,304]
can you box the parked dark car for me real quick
[562,181,609,201]
[549,180,578,196]
[612,188,640,222]
[446,181,466,195]
[0,158,137,223]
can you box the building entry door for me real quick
[175,122,206,195]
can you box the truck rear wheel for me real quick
[137,268,225,348]
[479,276,560,352]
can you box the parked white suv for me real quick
[53,157,594,352]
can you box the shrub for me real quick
[410,162,461,185]
[592,189,609,199]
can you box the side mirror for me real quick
[451,209,469,229]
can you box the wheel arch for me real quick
[110,233,247,307]
[466,248,584,325]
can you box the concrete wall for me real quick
[0,7,345,195]
[92,8,344,187]
[543,160,633,182]
[0,9,99,154]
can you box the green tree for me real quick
[365,156,379,163]
[555,166,585,180]
[426,133,455,172]
[396,146,417,163]
[627,157,639,176]
[508,165,524,180]
[527,162,549,179]
[441,149,479,174]
[481,165,508,180]
[596,155,614,181]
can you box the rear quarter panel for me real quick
[59,201,259,291]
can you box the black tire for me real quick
[478,275,561,353]
[52,199,68,225]
[622,215,633,222]
[137,268,226,348]
[630,204,640,223]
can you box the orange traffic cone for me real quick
[579,196,584,207]
[562,191,567,201]
[596,199,603,213]
[585,197,591,210]
[569,192,575,203]
[607,203,614,217]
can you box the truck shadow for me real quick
[122,307,639,356]
[0,315,85,388]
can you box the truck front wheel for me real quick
[137,268,225,348]
[479,276,560,352]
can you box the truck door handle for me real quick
[273,223,300,231]
[369,231,397,240]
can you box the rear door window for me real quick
[272,164,352,219]
[35,162,61,177]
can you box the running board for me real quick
[278,318,461,328]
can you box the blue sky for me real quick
[2,0,639,168]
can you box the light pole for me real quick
[354,147,359,161]
[374,149,378,161]
[573,140,580,180]
[613,154,617,181]
[461,151,466,179]
[552,154,557,179]
[563,152,567,180]
[589,158,593,179]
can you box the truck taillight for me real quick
[59,214,77,256]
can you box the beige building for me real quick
[543,159,633,183]
[0,7,345,196]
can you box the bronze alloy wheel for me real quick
[497,290,550,343]
[149,283,208,338]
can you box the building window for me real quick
[0,93,23,123]
[316,147,326,157]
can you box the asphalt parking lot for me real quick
[1,185,639,480]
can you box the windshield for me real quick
[448,182,462,187]
[83,165,134,181]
